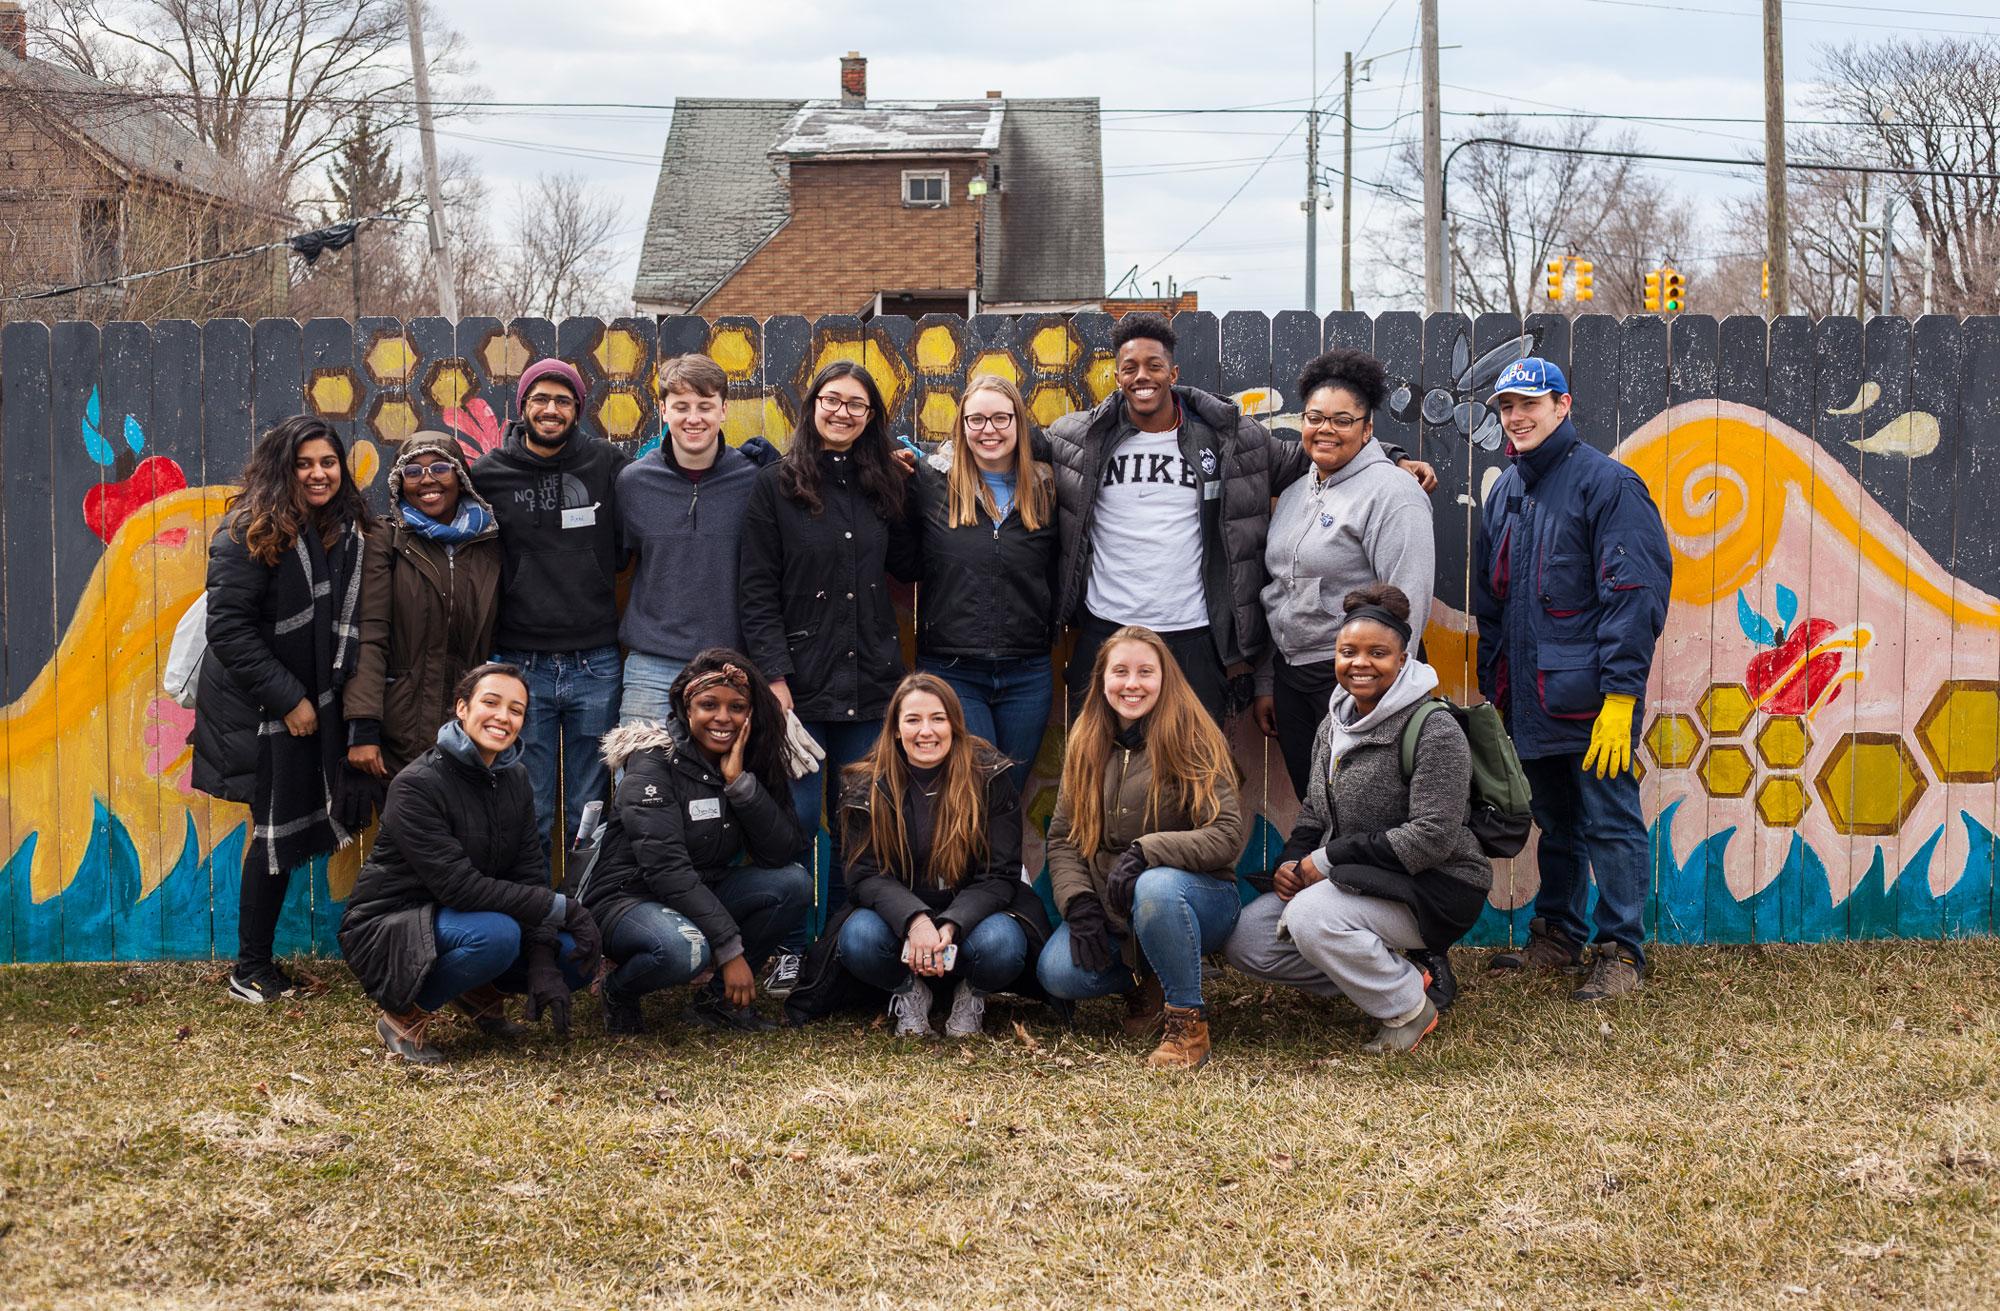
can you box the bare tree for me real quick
[504,173,625,320]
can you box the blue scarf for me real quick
[399,496,492,544]
[437,718,523,772]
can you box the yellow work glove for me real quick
[1582,693,1638,779]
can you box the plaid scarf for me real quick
[246,520,366,883]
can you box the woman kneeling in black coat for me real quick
[338,664,603,1063]
[582,650,810,1036]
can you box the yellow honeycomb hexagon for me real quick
[1755,715,1810,770]
[1029,380,1085,429]
[1914,678,2000,783]
[1026,783,1060,838]
[479,328,533,382]
[913,323,962,376]
[969,349,1022,387]
[1697,682,1755,737]
[364,332,419,385]
[1084,349,1118,402]
[595,386,648,441]
[592,326,647,380]
[305,368,358,420]
[1755,775,1811,828]
[1814,732,1928,837]
[368,395,421,444]
[917,389,960,442]
[1644,713,1702,770]
[808,337,909,414]
[706,325,759,382]
[1030,322,1082,374]
[723,394,793,449]
[1698,744,1755,798]
[424,359,477,413]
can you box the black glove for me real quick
[560,898,602,976]
[331,761,387,833]
[522,943,572,1035]
[1103,842,1147,921]
[1064,893,1116,974]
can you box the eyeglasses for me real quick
[402,462,458,483]
[816,393,873,417]
[1303,411,1368,433]
[964,412,1016,432]
[524,392,576,411]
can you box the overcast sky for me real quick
[432,0,2000,315]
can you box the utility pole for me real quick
[348,157,362,320]
[1860,196,1897,317]
[404,0,459,321]
[1420,0,1443,313]
[1304,0,1318,313]
[1855,172,1869,321]
[1762,0,1790,316]
[1341,50,1354,312]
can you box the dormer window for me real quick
[902,169,948,208]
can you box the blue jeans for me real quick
[604,864,814,997]
[1521,752,1649,966]
[1036,866,1241,1010]
[918,654,1053,797]
[780,718,884,953]
[498,645,623,856]
[837,907,1031,995]
[414,909,589,1013]
[619,651,687,725]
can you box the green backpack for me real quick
[1398,697,1535,858]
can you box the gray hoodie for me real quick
[1255,439,1435,693]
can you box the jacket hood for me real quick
[437,718,523,773]
[388,430,497,522]
[1326,657,1442,758]
[599,718,678,773]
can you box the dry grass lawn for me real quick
[2,941,1998,1310]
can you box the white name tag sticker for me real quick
[688,797,722,821]
[561,503,598,529]
[1202,480,1221,501]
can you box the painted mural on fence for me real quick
[2,310,1995,961]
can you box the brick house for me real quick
[632,53,1104,320]
[0,1,287,321]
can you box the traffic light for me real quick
[1664,269,1686,313]
[1547,259,1565,302]
[1575,260,1594,302]
[1761,261,1770,300]
[1645,270,1662,312]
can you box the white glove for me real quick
[782,709,827,780]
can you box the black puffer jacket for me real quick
[737,453,921,723]
[577,719,802,963]
[1042,387,1411,670]
[910,453,1061,660]
[337,729,556,1012]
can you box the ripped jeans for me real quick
[603,863,813,999]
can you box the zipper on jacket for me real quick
[688,479,700,528]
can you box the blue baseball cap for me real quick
[1490,357,1568,399]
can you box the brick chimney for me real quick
[986,90,1002,100]
[840,51,866,107]
[1,3,28,61]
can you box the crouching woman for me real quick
[1036,626,1245,1071]
[338,664,604,1063]
[819,674,1051,1038]
[583,651,811,1034]
[1225,584,1493,1053]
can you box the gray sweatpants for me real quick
[1225,884,1426,1021]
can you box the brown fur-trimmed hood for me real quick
[599,719,677,774]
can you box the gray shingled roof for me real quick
[770,100,1003,157]
[0,49,245,198]
[631,97,803,312]
[633,96,1105,312]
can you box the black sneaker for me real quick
[227,962,299,1005]
[602,980,647,1036]
[684,984,781,1032]
[1406,948,1459,1011]
[762,951,802,999]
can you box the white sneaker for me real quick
[944,979,987,1038]
[762,951,802,998]
[888,976,934,1037]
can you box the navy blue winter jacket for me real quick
[1471,419,1672,760]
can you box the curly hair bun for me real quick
[1340,581,1411,622]
[1297,348,1389,413]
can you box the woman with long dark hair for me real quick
[1035,625,1245,1071]
[910,374,1060,797]
[814,674,1051,1038]
[192,415,373,1006]
[583,649,811,1035]
[738,360,921,996]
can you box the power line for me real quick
[1576,0,1998,36]
[1137,114,1306,280]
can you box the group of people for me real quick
[190,311,1673,1071]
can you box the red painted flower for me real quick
[83,456,188,544]
[443,399,504,458]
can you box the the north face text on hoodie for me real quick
[1085,430,1206,631]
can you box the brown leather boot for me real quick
[451,983,527,1038]
[1121,972,1166,1038]
[1146,1005,1211,1071]
[377,1006,446,1064]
